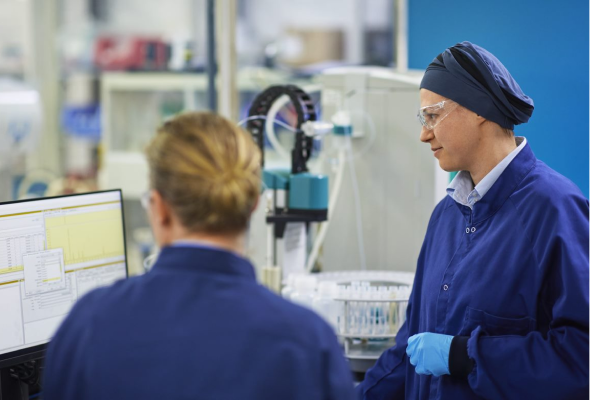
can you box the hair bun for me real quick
[146,112,261,234]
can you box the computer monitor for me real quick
[0,190,128,370]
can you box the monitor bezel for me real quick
[0,189,129,368]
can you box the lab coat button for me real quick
[471,227,476,233]
[443,284,449,291]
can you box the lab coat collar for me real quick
[467,142,536,224]
[150,245,257,280]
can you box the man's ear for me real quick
[152,190,173,227]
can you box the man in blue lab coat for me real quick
[43,112,355,400]
[357,42,589,399]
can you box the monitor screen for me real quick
[0,190,128,366]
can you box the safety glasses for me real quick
[417,100,458,130]
[140,190,152,211]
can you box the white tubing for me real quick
[266,223,274,268]
[237,115,297,134]
[305,149,346,272]
[345,136,367,271]
[323,109,378,162]
[265,94,291,160]
[305,109,375,272]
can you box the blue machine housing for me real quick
[263,169,289,191]
[263,169,328,212]
[289,173,328,211]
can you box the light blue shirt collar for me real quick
[447,137,527,209]
[171,240,226,251]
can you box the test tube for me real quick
[378,286,387,335]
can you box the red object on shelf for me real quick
[94,36,168,71]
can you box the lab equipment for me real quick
[246,85,330,290]
[406,332,452,376]
[290,274,318,309]
[316,67,448,273]
[311,281,340,331]
[94,36,169,71]
[0,79,42,201]
[280,272,300,301]
[335,282,411,373]
[283,270,414,373]
[0,190,128,399]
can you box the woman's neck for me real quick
[171,231,246,255]
[469,133,517,186]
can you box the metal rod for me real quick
[394,0,408,72]
[216,0,238,120]
[206,0,217,111]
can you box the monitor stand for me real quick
[0,366,28,400]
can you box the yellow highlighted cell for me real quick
[45,208,125,265]
[0,265,24,275]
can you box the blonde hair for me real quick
[146,111,261,234]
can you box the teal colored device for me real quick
[289,173,328,211]
[263,169,289,191]
[247,85,328,241]
[263,169,328,213]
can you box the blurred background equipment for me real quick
[0,79,42,202]
[94,36,170,71]
[316,67,447,274]
[281,270,414,376]
[245,84,328,291]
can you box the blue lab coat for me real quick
[43,245,355,400]
[357,143,589,399]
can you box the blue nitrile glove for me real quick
[406,332,453,376]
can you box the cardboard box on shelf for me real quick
[280,29,344,67]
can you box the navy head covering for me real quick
[420,41,534,130]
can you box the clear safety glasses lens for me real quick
[140,191,151,210]
[417,101,458,130]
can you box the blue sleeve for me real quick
[466,194,589,399]
[43,292,97,400]
[321,325,356,400]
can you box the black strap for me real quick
[246,85,316,173]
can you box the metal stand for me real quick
[0,366,29,400]
[0,359,42,400]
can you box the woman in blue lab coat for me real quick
[43,112,355,400]
[357,42,589,399]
